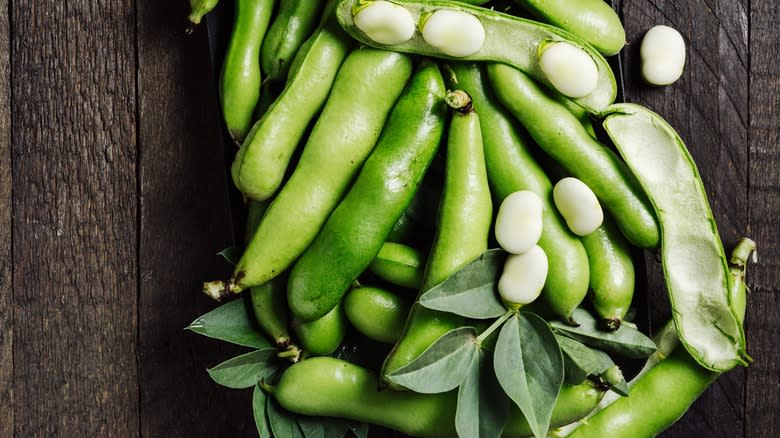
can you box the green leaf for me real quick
[456,349,510,438]
[550,308,656,359]
[419,249,507,319]
[609,374,630,397]
[556,335,614,385]
[347,422,370,438]
[494,313,563,438]
[297,416,325,438]
[599,364,630,397]
[268,398,305,438]
[253,385,271,438]
[322,418,352,438]
[218,246,242,265]
[207,349,277,389]
[186,298,271,349]
[386,326,479,393]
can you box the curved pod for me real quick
[487,64,659,249]
[602,103,746,371]
[381,94,492,388]
[219,49,413,296]
[450,62,589,321]
[336,0,616,113]
[287,62,445,321]
[219,0,275,142]
[232,15,353,200]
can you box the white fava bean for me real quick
[538,41,599,98]
[553,177,604,236]
[421,9,485,57]
[498,245,549,307]
[354,1,416,46]
[495,190,543,254]
[640,25,686,86]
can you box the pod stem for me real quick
[601,317,621,332]
[729,237,757,273]
[202,280,240,300]
[445,90,474,114]
[277,345,302,363]
[274,334,292,349]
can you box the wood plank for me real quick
[618,1,749,436]
[0,0,12,434]
[135,1,254,436]
[746,1,780,436]
[10,1,139,435]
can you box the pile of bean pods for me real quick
[187,0,758,437]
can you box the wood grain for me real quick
[10,1,140,436]
[135,1,254,436]
[618,1,750,436]
[0,0,776,436]
[0,0,12,435]
[746,1,780,436]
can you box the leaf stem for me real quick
[476,310,514,344]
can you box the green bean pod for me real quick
[381,92,492,388]
[602,103,746,371]
[231,13,353,200]
[287,62,446,322]
[344,286,411,344]
[386,210,417,243]
[292,301,347,356]
[487,64,659,249]
[560,239,755,438]
[219,0,275,142]
[271,357,605,437]
[188,0,219,26]
[554,94,596,138]
[260,0,325,81]
[511,0,626,56]
[450,62,589,322]
[581,214,635,331]
[728,238,755,323]
[567,347,719,438]
[368,242,426,290]
[249,277,290,347]
[204,49,413,300]
[337,0,616,113]
[243,200,291,347]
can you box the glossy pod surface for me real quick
[566,347,718,438]
[244,200,291,346]
[230,48,413,293]
[273,357,605,437]
[381,96,492,387]
[602,103,746,371]
[488,64,659,249]
[368,242,426,290]
[336,0,616,113]
[219,0,275,142]
[512,0,626,56]
[232,14,353,200]
[582,214,635,330]
[344,286,411,344]
[292,302,347,356]
[287,62,445,321]
[450,62,589,321]
[567,238,754,437]
[260,0,325,81]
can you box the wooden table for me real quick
[0,1,777,436]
